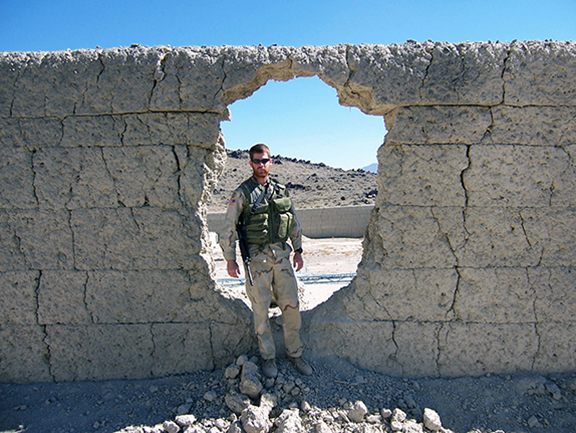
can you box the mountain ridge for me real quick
[208,150,378,212]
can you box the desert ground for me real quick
[211,235,363,311]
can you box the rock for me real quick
[203,390,218,402]
[423,408,442,431]
[227,422,242,433]
[390,408,407,431]
[527,415,541,428]
[240,404,272,433]
[175,404,191,416]
[381,408,392,418]
[283,381,295,394]
[403,419,423,433]
[366,414,381,424]
[225,393,251,414]
[185,425,208,433]
[236,355,249,366]
[225,365,241,380]
[215,418,229,429]
[162,420,180,433]
[175,414,197,427]
[240,362,263,399]
[314,420,332,433]
[391,408,407,423]
[348,400,368,422]
[274,409,304,433]
[403,394,417,409]
[260,392,278,410]
[545,382,563,400]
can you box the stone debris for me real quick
[423,408,442,431]
[4,354,575,433]
[111,354,467,433]
[239,361,264,399]
[240,404,273,433]
[348,400,369,422]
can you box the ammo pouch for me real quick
[245,202,269,244]
[271,196,294,242]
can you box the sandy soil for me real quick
[210,235,363,311]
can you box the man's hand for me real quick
[227,260,241,278]
[293,252,304,272]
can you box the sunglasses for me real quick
[251,158,271,165]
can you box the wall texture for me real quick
[1,41,575,382]
[208,205,374,239]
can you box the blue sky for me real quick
[1,0,574,169]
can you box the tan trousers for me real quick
[246,245,303,360]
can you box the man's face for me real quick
[249,151,272,181]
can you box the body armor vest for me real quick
[240,177,295,246]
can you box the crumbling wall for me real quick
[1,41,575,382]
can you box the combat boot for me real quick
[262,358,278,378]
[288,355,313,376]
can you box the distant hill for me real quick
[362,163,378,173]
[207,150,378,212]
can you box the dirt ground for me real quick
[2,237,576,433]
[211,235,363,311]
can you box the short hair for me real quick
[249,143,270,159]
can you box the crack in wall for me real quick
[9,219,30,270]
[33,270,42,325]
[532,323,542,370]
[172,145,184,207]
[150,324,157,377]
[434,322,444,376]
[34,271,55,380]
[454,44,468,105]
[84,272,93,324]
[420,44,434,96]
[460,145,471,208]
[67,210,77,270]
[29,148,40,207]
[390,321,400,373]
[100,147,122,207]
[519,212,534,249]
[500,46,511,105]
[149,51,169,108]
[445,268,462,322]
[208,322,216,370]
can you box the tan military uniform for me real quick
[219,177,304,360]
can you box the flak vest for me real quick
[239,177,295,248]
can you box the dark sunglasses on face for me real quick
[251,158,270,165]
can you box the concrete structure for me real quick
[208,205,374,239]
[1,41,575,382]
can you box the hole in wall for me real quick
[207,76,385,310]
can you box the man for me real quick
[219,143,313,378]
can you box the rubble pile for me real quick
[115,355,455,433]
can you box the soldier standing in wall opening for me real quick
[219,143,313,378]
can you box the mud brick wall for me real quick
[1,41,575,382]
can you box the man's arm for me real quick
[292,251,303,272]
[289,202,304,272]
[219,190,245,277]
[226,259,241,278]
